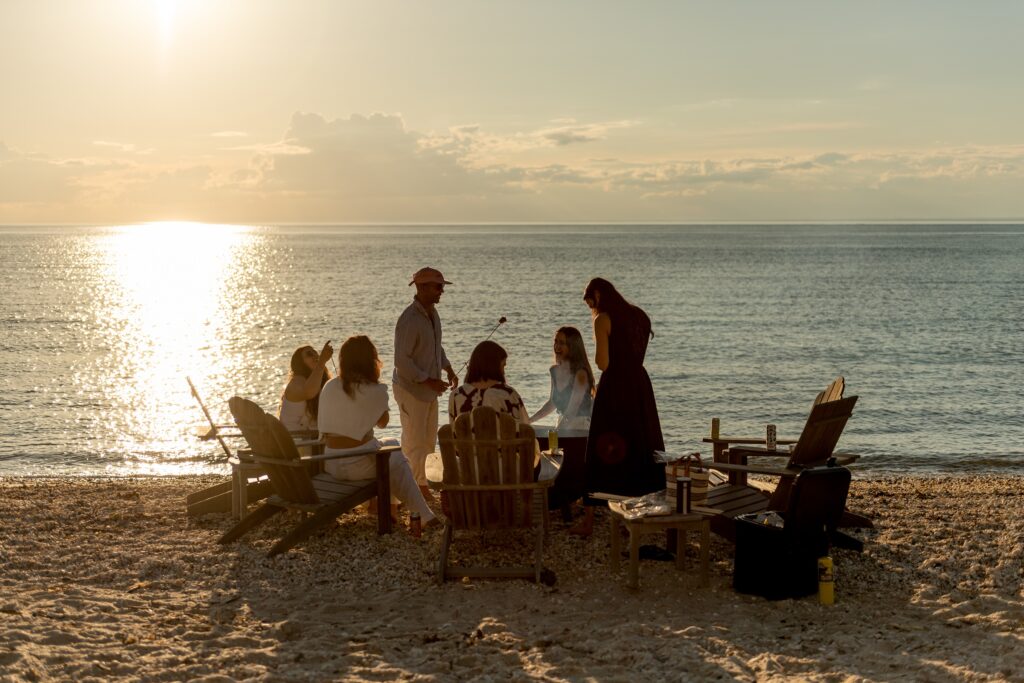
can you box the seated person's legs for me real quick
[388,451,437,524]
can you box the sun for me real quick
[156,0,175,48]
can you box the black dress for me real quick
[584,311,665,499]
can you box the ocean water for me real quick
[1,223,1021,476]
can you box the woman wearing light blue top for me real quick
[528,327,595,429]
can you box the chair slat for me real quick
[438,424,465,528]
[453,413,479,529]
[498,412,519,525]
[787,396,857,469]
[474,408,502,529]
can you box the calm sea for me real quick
[1,223,1021,476]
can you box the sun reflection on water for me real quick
[95,222,255,474]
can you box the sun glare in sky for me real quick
[156,0,175,49]
[1,2,1023,223]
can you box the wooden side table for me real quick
[608,503,711,590]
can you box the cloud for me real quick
[539,120,632,146]
[92,140,154,155]
[0,143,80,204]
[210,130,248,138]
[4,115,1024,223]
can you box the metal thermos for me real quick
[711,417,720,440]
[675,477,691,513]
[766,424,777,451]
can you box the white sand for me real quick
[1,476,1022,682]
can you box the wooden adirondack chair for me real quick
[218,397,393,557]
[704,377,846,478]
[430,406,553,583]
[704,396,863,546]
[184,379,315,519]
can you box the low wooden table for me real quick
[608,502,711,590]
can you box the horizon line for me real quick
[3,218,1024,228]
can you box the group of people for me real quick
[277,267,664,536]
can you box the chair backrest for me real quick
[228,396,318,504]
[811,376,845,407]
[784,466,851,538]
[786,395,858,469]
[437,406,537,531]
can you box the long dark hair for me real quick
[583,278,653,340]
[465,340,507,384]
[289,345,329,421]
[339,335,382,397]
[556,326,596,395]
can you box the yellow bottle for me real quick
[818,556,834,605]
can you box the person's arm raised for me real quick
[285,341,332,401]
[593,313,610,371]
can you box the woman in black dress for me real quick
[571,278,665,536]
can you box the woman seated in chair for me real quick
[528,326,595,429]
[319,335,436,529]
[449,341,530,424]
[278,342,333,433]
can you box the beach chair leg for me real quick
[437,524,453,584]
[231,464,243,519]
[628,527,640,589]
[238,472,249,518]
[609,515,621,573]
[839,510,874,529]
[219,503,283,544]
[267,500,350,557]
[534,521,544,583]
[831,530,864,553]
[700,520,710,586]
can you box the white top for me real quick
[318,378,389,441]
[278,396,313,431]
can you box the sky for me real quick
[2,0,1024,224]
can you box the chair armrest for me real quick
[703,436,797,446]
[250,455,306,468]
[303,444,402,463]
[707,461,801,477]
[428,480,555,492]
[726,445,794,458]
[832,452,861,466]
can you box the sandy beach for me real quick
[1,475,1021,682]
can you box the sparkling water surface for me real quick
[1,223,1021,476]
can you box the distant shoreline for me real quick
[3,220,1024,229]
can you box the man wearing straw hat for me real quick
[393,267,458,498]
